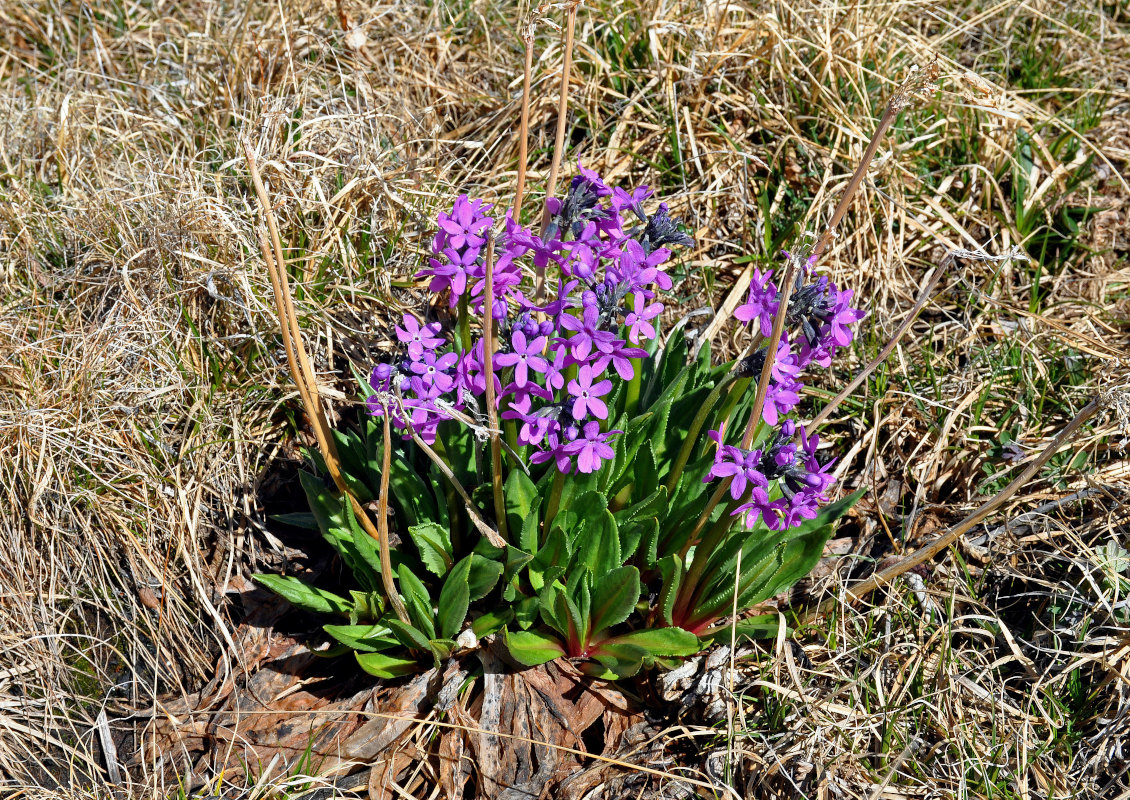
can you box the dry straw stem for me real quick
[808,395,1102,622]
[243,139,410,625]
[512,13,537,221]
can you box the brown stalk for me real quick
[804,397,1101,622]
[512,18,536,221]
[482,238,508,543]
[243,140,410,625]
[535,0,579,301]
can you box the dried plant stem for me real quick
[805,396,1101,622]
[512,24,535,221]
[535,0,578,300]
[482,239,508,543]
[806,261,948,436]
[809,106,899,263]
[243,140,410,624]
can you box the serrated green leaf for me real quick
[658,554,684,626]
[252,574,351,616]
[604,626,700,657]
[589,566,639,634]
[355,651,419,678]
[331,428,374,502]
[504,469,539,537]
[590,641,648,677]
[408,521,453,578]
[571,509,621,580]
[471,608,513,638]
[343,499,383,591]
[505,629,565,666]
[631,442,658,504]
[467,554,504,601]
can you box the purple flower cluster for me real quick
[703,249,864,532]
[734,254,866,425]
[366,163,692,474]
[706,421,837,531]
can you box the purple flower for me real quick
[623,292,663,344]
[495,330,549,387]
[734,487,787,531]
[827,287,866,348]
[567,364,612,420]
[593,338,645,381]
[616,239,672,294]
[408,350,457,394]
[558,300,616,361]
[565,421,618,473]
[395,314,445,360]
[609,185,652,223]
[436,195,493,251]
[734,269,778,337]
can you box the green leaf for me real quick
[343,499,384,591]
[471,609,513,638]
[355,651,419,679]
[630,442,658,505]
[571,509,621,580]
[408,521,454,578]
[269,512,318,530]
[504,469,540,539]
[397,564,436,640]
[615,484,668,525]
[347,590,383,623]
[588,566,640,634]
[590,641,649,678]
[467,554,505,601]
[298,471,379,592]
[252,574,350,616]
[386,618,433,652]
[605,627,700,658]
[437,557,472,641]
[658,554,684,626]
[513,595,540,630]
[518,500,543,555]
[505,629,565,667]
[428,638,456,661]
[323,623,400,653]
[331,428,374,502]
[530,527,568,592]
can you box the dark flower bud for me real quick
[637,203,694,254]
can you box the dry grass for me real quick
[0,0,1127,797]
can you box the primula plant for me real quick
[254,161,867,680]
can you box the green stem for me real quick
[624,356,643,418]
[457,293,471,354]
[665,372,739,497]
[543,468,566,541]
